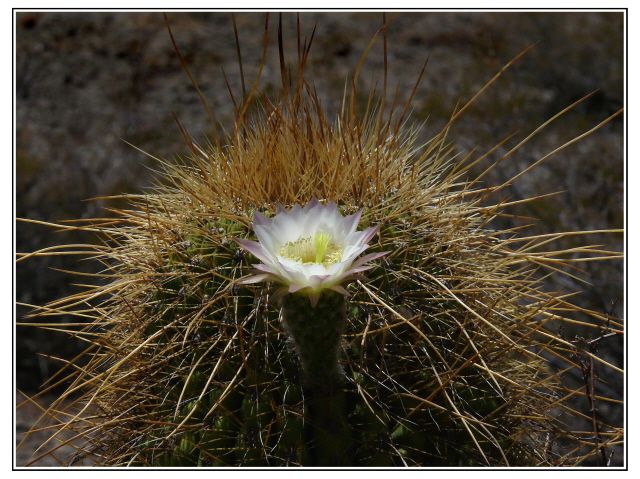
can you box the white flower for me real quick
[235,199,386,305]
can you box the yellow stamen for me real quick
[280,231,343,265]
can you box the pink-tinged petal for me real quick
[276,257,310,285]
[326,261,348,276]
[238,273,273,284]
[308,202,340,235]
[235,238,272,264]
[325,201,339,214]
[254,224,279,253]
[253,263,276,273]
[289,204,304,217]
[347,264,376,274]
[342,209,363,236]
[352,251,389,269]
[272,210,304,242]
[308,274,331,284]
[253,211,270,226]
[343,228,374,248]
[359,225,380,245]
[277,256,307,274]
[305,197,320,210]
[328,284,350,296]
[288,283,307,293]
[254,259,291,283]
[308,291,321,307]
[327,202,347,231]
[301,263,327,279]
[340,244,369,264]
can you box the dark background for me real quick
[15,11,624,465]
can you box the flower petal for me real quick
[253,224,280,254]
[340,243,369,263]
[308,274,331,285]
[359,225,380,245]
[346,264,376,274]
[244,199,383,297]
[235,238,273,264]
[328,284,350,296]
[308,291,321,307]
[272,209,305,242]
[253,263,277,273]
[342,209,363,236]
[304,197,320,211]
[289,283,307,293]
[352,251,389,269]
[253,211,270,227]
[239,273,273,284]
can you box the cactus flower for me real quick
[236,198,385,305]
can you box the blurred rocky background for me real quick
[16,11,623,466]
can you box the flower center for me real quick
[279,231,343,265]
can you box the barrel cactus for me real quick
[18,14,623,467]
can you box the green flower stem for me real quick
[281,291,352,466]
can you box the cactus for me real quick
[17,15,623,467]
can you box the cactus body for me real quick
[281,291,352,465]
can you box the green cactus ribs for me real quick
[281,291,353,466]
[281,291,347,390]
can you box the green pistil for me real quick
[314,231,331,263]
